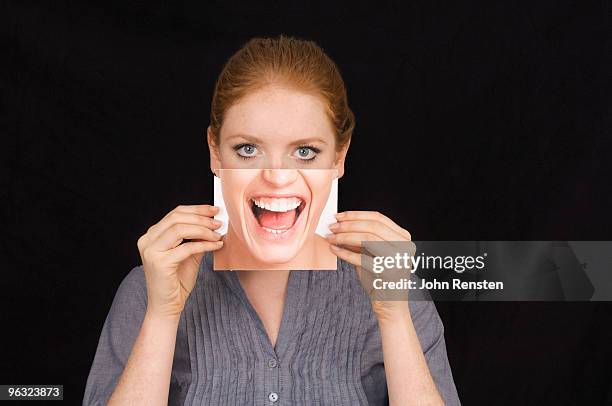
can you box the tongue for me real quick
[257,208,297,229]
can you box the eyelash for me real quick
[232,144,321,162]
[233,143,257,160]
[296,145,321,162]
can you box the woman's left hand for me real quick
[326,211,415,322]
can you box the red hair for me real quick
[209,35,355,151]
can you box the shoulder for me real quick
[119,265,146,292]
[111,265,148,309]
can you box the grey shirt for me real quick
[84,252,460,405]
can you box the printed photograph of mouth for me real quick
[249,195,306,240]
[213,169,338,271]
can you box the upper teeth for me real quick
[252,197,302,212]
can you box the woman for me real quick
[84,35,460,405]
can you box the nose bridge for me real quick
[262,168,298,187]
[260,150,285,170]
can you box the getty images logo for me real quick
[372,251,488,274]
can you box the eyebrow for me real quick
[224,133,329,146]
[224,133,264,144]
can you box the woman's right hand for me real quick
[137,205,224,319]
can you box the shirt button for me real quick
[267,358,278,368]
[268,392,279,402]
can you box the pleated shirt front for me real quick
[84,252,460,405]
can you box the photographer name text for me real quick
[373,278,504,290]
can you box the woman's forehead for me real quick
[220,86,335,144]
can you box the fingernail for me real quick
[215,240,224,245]
[212,219,222,226]
[328,223,339,231]
[325,233,335,239]
[335,212,345,219]
[330,244,341,251]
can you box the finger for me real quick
[326,233,416,257]
[165,240,224,264]
[163,205,220,220]
[326,232,383,249]
[148,212,222,243]
[343,245,362,254]
[329,244,362,268]
[329,220,406,242]
[329,246,382,297]
[151,223,222,251]
[326,239,361,254]
[335,211,411,240]
[328,233,407,258]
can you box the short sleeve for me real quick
[83,266,148,406]
[409,299,461,406]
[358,261,460,406]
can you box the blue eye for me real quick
[293,146,319,161]
[235,144,258,158]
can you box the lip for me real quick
[245,192,309,242]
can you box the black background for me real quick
[2,1,612,404]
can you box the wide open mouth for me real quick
[249,196,306,235]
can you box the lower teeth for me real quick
[262,227,289,234]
